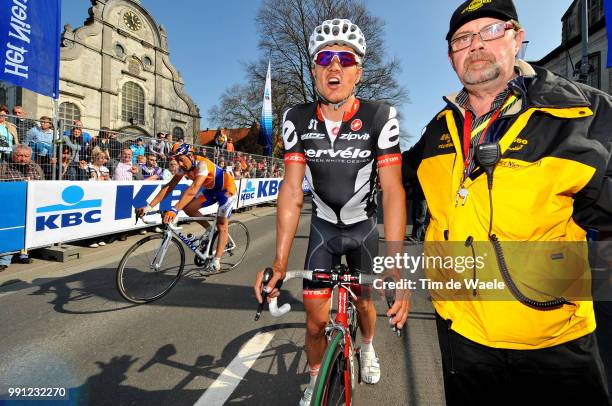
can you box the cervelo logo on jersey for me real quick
[301,132,326,140]
[304,147,372,159]
[378,106,400,150]
[35,185,102,231]
[339,132,370,141]
[350,119,362,131]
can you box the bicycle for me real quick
[116,209,250,304]
[255,265,400,406]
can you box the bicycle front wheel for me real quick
[312,330,353,406]
[210,220,250,271]
[116,234,185,304]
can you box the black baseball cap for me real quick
[446,0,518,40]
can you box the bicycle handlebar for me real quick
[135,209,216,230]
[255,266,403,336]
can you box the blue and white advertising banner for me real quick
[25,180,241,249]
[0,0,61,98]
[237,177,282,208]
[0,181,26,254]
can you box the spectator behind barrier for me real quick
[130,137,146,164]
[62,126,86,163]
[112,148,142,181]
[25,116,54,160]
[63,120,93,144]
[149,132,169,169]
[86,146,110,181]
[0,105,19,158]
[93,127,122,163]
[0,144,44,180]
[56,145,87,181]
[12,106,35,142]
[162,157,179,181]
[140,153,163,180]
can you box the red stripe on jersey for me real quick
[303,288,332,299]
[284,153,306,165]
[377,153,402,167]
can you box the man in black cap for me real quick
[402,0,612,404]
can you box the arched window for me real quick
[58,102,81,124]
[121,81,145,124]
[172,127,184,140]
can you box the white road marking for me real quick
[194,331,275,406]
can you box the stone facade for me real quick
[0,0,200,141]
[534,0,610,96]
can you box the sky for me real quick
[61,0,574,149]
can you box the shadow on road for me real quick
[62,323,307,405]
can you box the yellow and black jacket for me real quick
[402,61,612,349]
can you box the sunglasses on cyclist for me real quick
[313,50,360,67]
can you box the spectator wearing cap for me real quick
[402,0,612,404]
[129,137,146,164]
[0,105,19,159]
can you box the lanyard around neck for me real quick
[461,94,516,176]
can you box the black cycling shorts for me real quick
[303,215,379,299]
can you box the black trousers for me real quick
[435,313,611,406]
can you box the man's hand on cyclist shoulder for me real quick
[254,264,286,304]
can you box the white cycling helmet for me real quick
[308,19,366,58]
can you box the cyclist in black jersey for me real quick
[254,18,409,406]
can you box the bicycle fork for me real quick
[151,232,173,270]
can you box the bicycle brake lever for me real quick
[384,278,402,337]
[255,267,274,321]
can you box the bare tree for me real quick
[208,0,409,153]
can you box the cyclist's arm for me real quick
[147,173,183,208]
[273,162,306,274]
[379,165,406,243]
[173,174,206,212]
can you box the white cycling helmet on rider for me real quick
[309,19,366,110]
[308,19,366,58]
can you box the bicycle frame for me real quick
[139,212,236,268]
[257,266,369,405]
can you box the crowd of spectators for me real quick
[0,105,284,183]
[0,106,284,261]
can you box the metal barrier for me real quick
[0,113,284,182]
